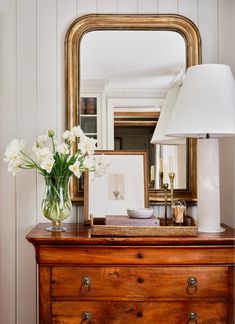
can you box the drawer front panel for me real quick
[52,301,228,324]
[51,266,228,299]
[39,245,235,265]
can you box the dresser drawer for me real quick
[51,266,228,299]
[52,301,228,323]
[39,245,235,265]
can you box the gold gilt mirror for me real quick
[65,14,201,204]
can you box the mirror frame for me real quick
[65,14,201,204]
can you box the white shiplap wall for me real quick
[0,0,234,323]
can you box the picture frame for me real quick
[84,150,148,224]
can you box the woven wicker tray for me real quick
[90,216,197,237]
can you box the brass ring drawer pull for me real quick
[187,311,198,323]
[187,276,197,295]
[81,311,92,323]
[81,276,92,292]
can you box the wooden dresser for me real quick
[26,223,235,324]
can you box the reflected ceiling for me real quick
[80,30,186,89]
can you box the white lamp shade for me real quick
[151,87,186,145]
[165,64,235,138]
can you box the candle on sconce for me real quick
[168,155,174,173]
[163,164,168,184]
[150,165,155,181]
[159,158,163,173]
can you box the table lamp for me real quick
[165,64,235,232]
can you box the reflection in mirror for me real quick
[80,30,186,189]
[65,14,201,203]
[151,87,187,189]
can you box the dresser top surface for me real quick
[26,223,235,246]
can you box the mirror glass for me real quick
[80,30,186,190]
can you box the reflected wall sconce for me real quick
[151,87,186,193]
[151,87,185,145]
[165,64,235,232]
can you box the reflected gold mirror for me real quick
[65,14,201,204]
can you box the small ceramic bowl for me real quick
[127,208,154,219]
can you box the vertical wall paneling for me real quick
[97,0,118,13]
[117,0,138,13]
[16,1,37,323]
[0,1,17,323]
[77,0,97,16]
[37,0,57,134]
[36,0,58,223]
[57,0,77,140]
[198,0,219,63]
[158,0,178,13]
[218,0,235,71]
[178,0,198,25]
[219,138,235,228]
[57,0,78,223]
[218,0,235,228]
[138,0,158,14]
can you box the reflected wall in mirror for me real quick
[80,31,186,190]
[65,14,201,204]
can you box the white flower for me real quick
[40,158,54,173]
[32,134,48,152]
[83,156,95,169]
[56,143,70,155]
[71,126,83,138]
[69,161,81,178]
[62,130,75,143]
[35,147,55,172]
[78,136,97,155]
[8,158,22,176]
[4,126,108,180]
[35,147,53,164]
[93,155,110,177]
[4,139,25,164]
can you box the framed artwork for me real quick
[84,150,148,224]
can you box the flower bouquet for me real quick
[4,126,108,231]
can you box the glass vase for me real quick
[41,175,72,232]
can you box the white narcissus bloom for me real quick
[78,136,97,156]
[34,147,55,172]
[7,158,22,175]
[56,143,70,155]
[83,156,95,169]
[62,130,75,143]
[4,139,26,175]
[71,126,83,138]
[4,126,108,179]
[62,130,70,140]
[94,155,110,177]
[69,161,81,178]
[40,158,54,173]
[35,147,54,163]
[4,139,25,163]
[32,135,48,151]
